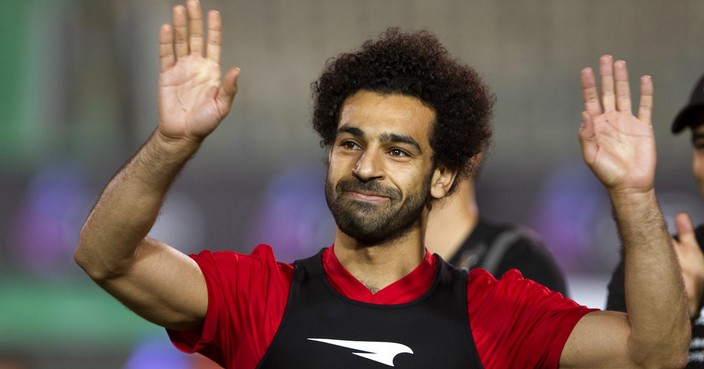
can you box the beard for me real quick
[325,173,432,245]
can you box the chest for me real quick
[256,254,484,369]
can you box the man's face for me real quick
[691,122,704,196]
[325,90,438,245]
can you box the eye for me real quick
[389,148,409,157]
[694,140,704,151]
[340,140,361,150]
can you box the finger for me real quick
[637,75,653,125]
[614,60,632,114]
[206,10,222,64]
[159,24,175,71]
[599,55,616,113]
[578,111,594,145]
[172,4,188,57]
[216,67,241,115]
[187,0,204,55]
[578,111,596,165]
[581,67,601,116]
[675,212,695,241]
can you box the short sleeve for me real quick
[167,245,294,369]
[468,268,596,369]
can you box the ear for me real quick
[430,165,457,200]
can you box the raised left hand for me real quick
[579,55,655,195]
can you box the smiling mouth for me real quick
[336,179,399,201]
[345,191,389,202]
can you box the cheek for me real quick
[326,165,342,186]
[398,168,433,196]
[693,152,704,184]
[328,151,353,174]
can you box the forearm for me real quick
[75,131,201,280]
[613,190,690,366]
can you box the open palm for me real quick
[579,55,656,194]
[157,0,239,142]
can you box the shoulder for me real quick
[500,224,547,251]
[192,244,295,277]
[467,268,581,314]
[476,221,566,290]
[190,245,296,300]
[474,218,547,255]
[467,268,594,369]
[169,245,296,367]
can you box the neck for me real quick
[333,226,426,293]
[425,180,479,260]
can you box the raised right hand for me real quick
[158,0,239,143]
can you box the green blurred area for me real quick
[0,275,159,351]
[0,0,156,358]
[0,0,28,165]
[0,0,31,170]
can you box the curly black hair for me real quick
[311,27,494,191]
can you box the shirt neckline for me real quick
[321,245,437,304]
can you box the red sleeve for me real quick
[468,268,597,369]
[167,245,294,369]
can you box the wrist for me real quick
[608,189,657,212]
[152,130,203,159]
[125,130,202,186]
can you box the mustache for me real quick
[336,179,401,200]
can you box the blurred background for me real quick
[1,0,704,367]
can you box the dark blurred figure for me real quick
[426,167,568,296]
[607,73,704,368]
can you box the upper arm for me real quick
[559,311,637,369]
[94,237,208,332]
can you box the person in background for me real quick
[74,1,690,368]
[607,73,704,368]
[426,156,568,296]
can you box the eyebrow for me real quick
[336,125,423,153]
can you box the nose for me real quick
[352,150,384,182]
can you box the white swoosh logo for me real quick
[307,338,413,367]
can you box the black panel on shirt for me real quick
[257,250,483,369]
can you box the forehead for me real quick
[337,90,436,143]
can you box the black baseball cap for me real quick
[672,73,704,134]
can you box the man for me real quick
[426,169,568,295]
[607,73,704,368]
[74,1,689,368]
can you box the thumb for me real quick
[578,111,596,165]
[216,67,240,114]
[578,111,594,141]
[675,212,695,245]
